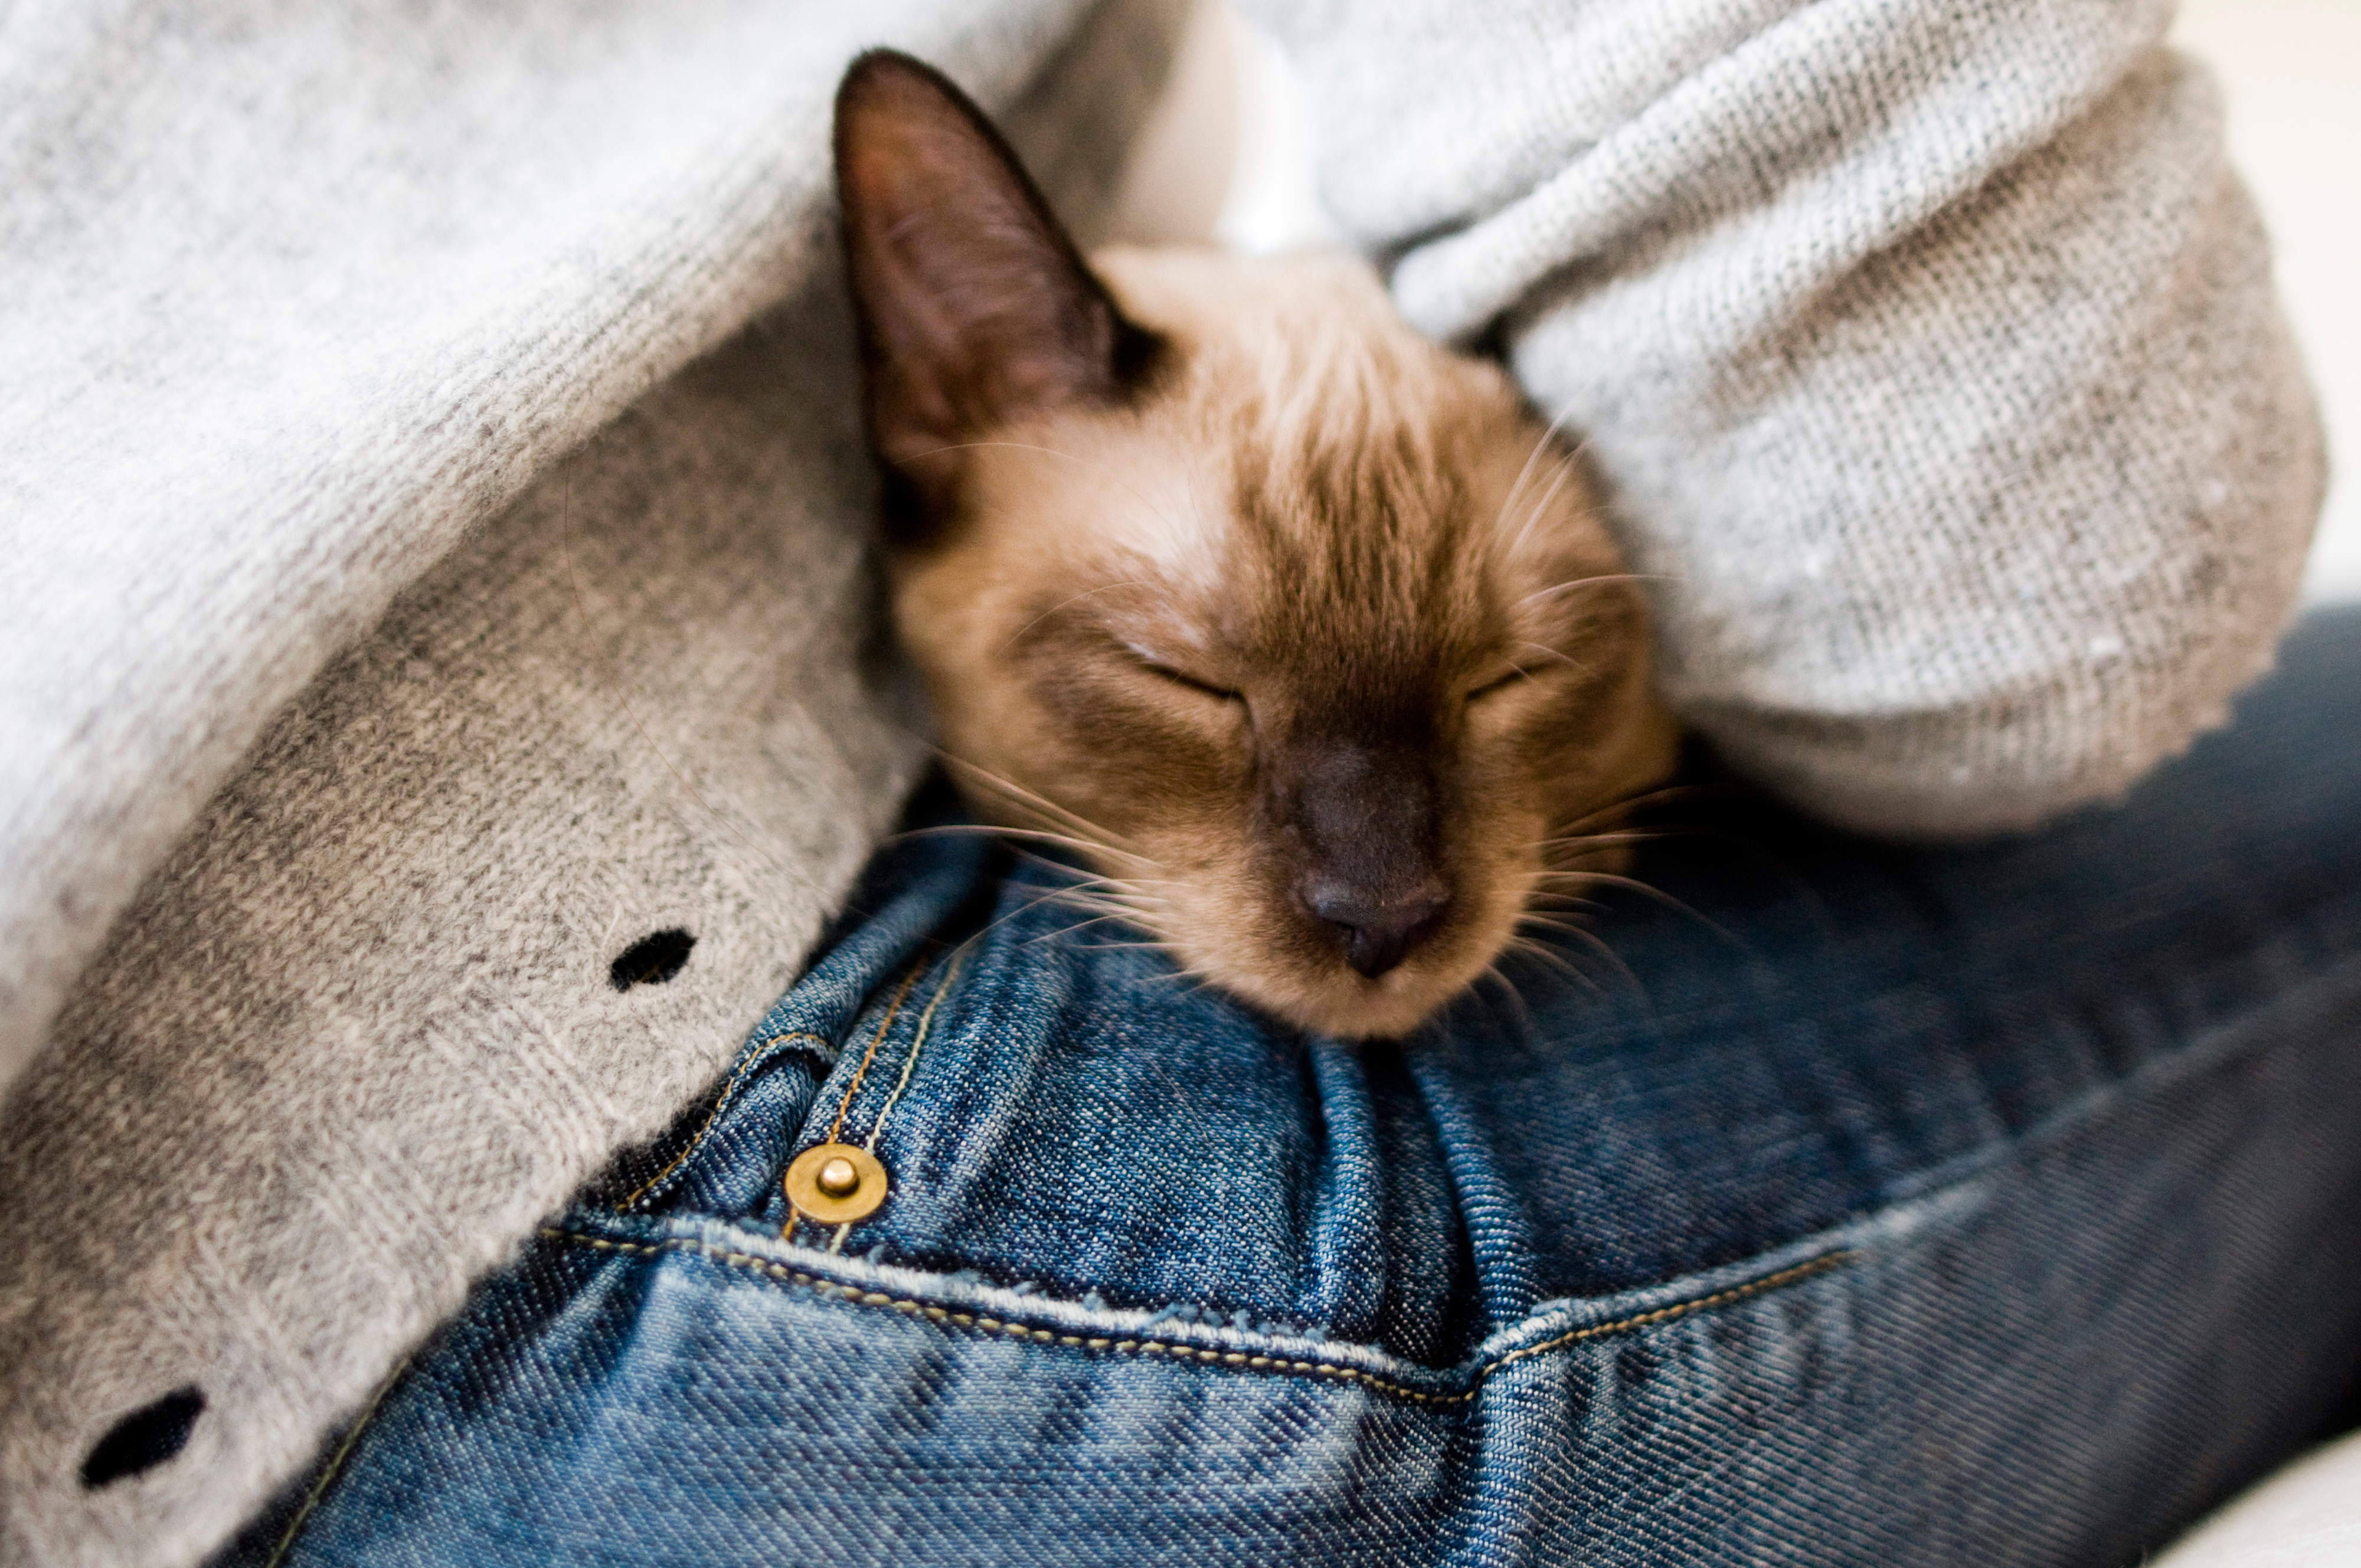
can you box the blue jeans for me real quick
[218,610,2361,1567]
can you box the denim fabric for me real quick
[220,610,2361,1567]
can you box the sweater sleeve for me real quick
[1237,0,2325,836]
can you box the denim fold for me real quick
[220,611,2361,1568]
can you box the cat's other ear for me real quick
[833,51,1156,484]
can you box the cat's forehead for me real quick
[977,417,1231,591]
[1101,247,1535,542]
[1103,250,1485,451]
[989,248,1604,654]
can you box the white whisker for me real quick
[1511,571,1668,611]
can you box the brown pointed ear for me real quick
[833,51,1156,499]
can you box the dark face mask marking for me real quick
[1274,736,1453,977]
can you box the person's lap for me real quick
[218,609,2361,1567]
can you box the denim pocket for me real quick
[610,817,1517,1371]
[263,964,2354,1568]
[225,895,2361,1568]
[225,627,2361,1566]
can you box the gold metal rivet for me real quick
[784,1143,889,1226]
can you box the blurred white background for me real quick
[1108,0,2359,603]
[2176,0,2359,602]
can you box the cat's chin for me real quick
[1120,861,1535,1041]
[1189,951,1486,1042]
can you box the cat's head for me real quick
[835,51,1676,1038]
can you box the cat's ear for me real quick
[834,51,1154,480]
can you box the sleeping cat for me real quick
[834,50,1676,1039]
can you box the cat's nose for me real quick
[1300,879,1449,978]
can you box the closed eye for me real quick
[1124,644,1242,703]
[1466,667,1531,702]
[1146,663,1243,703]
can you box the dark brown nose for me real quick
[1299,878,1449,978]
[1274,735,1453,978]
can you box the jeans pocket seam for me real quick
[819,958,932,1148]
[1484,1252,1850,1377]
[787,950,963,1249]
[542,1226,1849,1407]
[616,1031,836,1212]
[852,948,967,1154]
[257,1356,413,1568]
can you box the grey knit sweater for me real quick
[0,0,2322,1563]
[1241,0,2321,834]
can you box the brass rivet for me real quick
[784,1142,888,1226]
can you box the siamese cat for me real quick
[835,50,1675,1039]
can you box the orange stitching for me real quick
[543,1229,1849,1408]
[862,950,966,1153]
[1487,1253,1849,1371]
[824,961,927,1147]
[617,1032,834,1210]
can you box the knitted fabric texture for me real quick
[1242,0,2324,833]
[0,0,2324,1562]
[0,1,1185,1562]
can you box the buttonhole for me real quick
[609,929,695,991]
[80,1386,204,1489]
